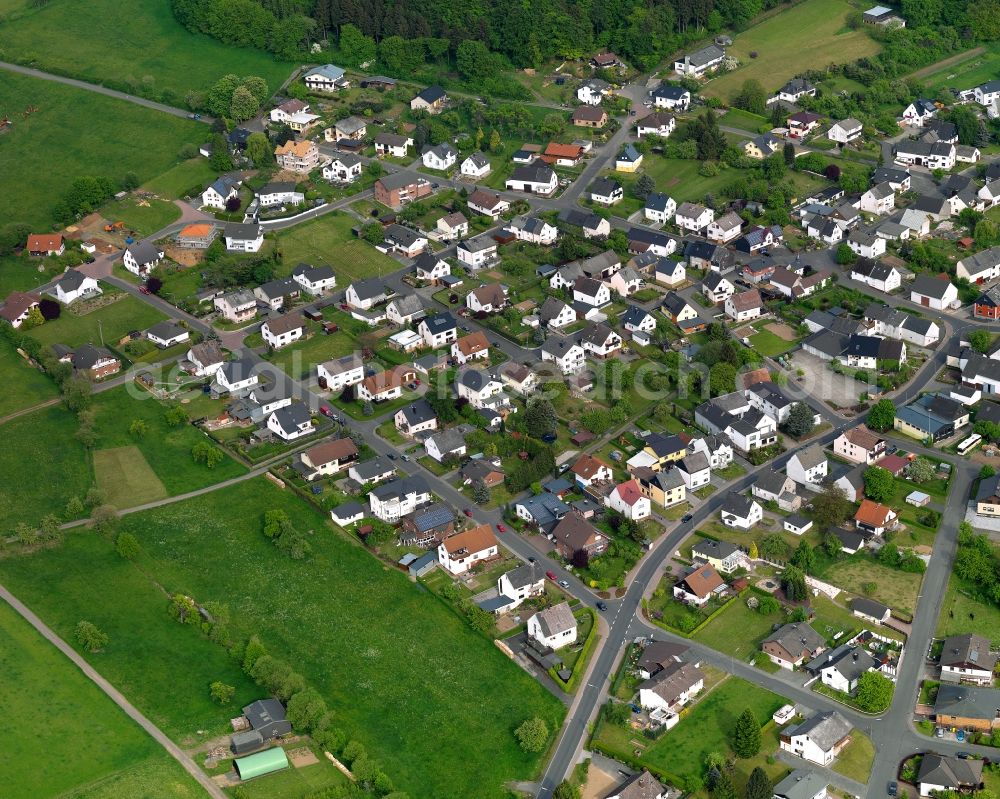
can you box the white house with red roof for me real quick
[606,479,651,520]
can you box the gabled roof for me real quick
[763,622,826,656]
[678,563,724,597]
[531,601,576,637]
[941,633,998,672]
[911,273,955,300]
[784,711,852,751]
[917,754,984,790]
[415,85,446,104]
[854,498,895,527]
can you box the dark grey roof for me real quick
[56,269,89,291]
[941,633,998,671]
[259,181,298,195]
[590,176,622,197]
[243,699,291,738]
[126,240,161,266]
[351,457,395,481]
[416,85,446,103]
[426,427,465,454]
[256,276,298,300]
[398,399,436,426]
[224,222,263,240]
[72,343,115,370]
[271,402,311,431]
[146,320,186,340]
[292,262,335,282]
[621,305,652,328]
[721,491,756,519]
[691,537,739,560]
[505,561,545,590]
[385,223,424,248]
[764,622,826,656]
[422,312,456,335]
[352,276,389,301]
[808,644,878,682]
[784,711,852,751]
[917,754,984,790]
[456,367,497,392]
[683,44,725,67]
[773,770,829,799]
[409,502,455,532]
[510,162,556,183]
[850,596,889,619]
[911,273,955,300]
[370,475,429,502]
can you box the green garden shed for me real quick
[234,747,289,780]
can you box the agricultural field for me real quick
[0,339,59,418]
[0,72,204,229]
[142,159,219,201]
[700,0,882,100]
[0,599,203,799]
[89,385,246,500]
[913,44,1000,95]
[26,293,167,349]
[0,404,92,529]
[0,0,291,99]
[0,478,564,799]
[275,213,402,283]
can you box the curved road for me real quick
[0,61,213,123]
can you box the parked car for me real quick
[528,556,536,563]
[320,406,334,418]
[546,570,557,581]
[597,601,608,611]
[463,508,473,517]
[888,782,898,796]
[138,285,150,295]
[682,513,693,523]
[496,523,506,533]
[401,455,410,462]
[558,579,569,588]
[386,453,396,460]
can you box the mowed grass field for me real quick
[143,159,218,200]
[100,197,182,237]
[90,385,246,498]
[0,600,203,799]
[276,213,402,283]
[93,446,168,507]
[27,294,167,349]
[0,339,59,418]
[0,72,205,229]
[937,574,1000,646]
[914,44,1000,95]
[824,556,923,615]
[700,0,882,100]
[0,404,92,529]
[0,0,291,98]
[0,478,565,799]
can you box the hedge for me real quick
[549,608,599,693]
[648,589,745,639]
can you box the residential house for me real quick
[414,252,451,284]
[779,77,816,102]
[348,457,396,487]
[744,133,782,159]
[934,683,1000,733]
[859,183,895,215]
[63,344,120,379]
[725,289,763,322]
[636,111,676,139]
[383,224,427,257]
[330,115,366,142]
[828,118,863,144]
[410,85,447,113]
[393,399,438,436]
[385,294,425,326]
[574,276,611,308]
[653,257,686,287]
[847,230,886,259]
[810,644,879,693]
[901,98,937,127]
[51,270,101,305]
[622,305,656,336]
[421,143,457,171]
[316,353,364,393]
[616,143,643,172]
[460,152,491,178]
[675,202,714,233]
[374,173,432,209]
[274,140,319,173]
[455,368,508,411]
[752,471,800,511]
[720,492,763,529]
[773,772,829,799]
[540,335,586,374]
[424,429,466,463]
[559,208,611,238]
[0,291,39,328]
[507,216,558,245]
[780,711,853,766]
[691,538,742,574]
[551,511,608,559]
[651,84,691,110]
[662,292,700,326]
[606,479,652,520]
[253,276,299,311]
[833,427,885,464]
[495,562,546,611]
[201,175,240,209]
[787,111,821,138]
[633,467,687,508]
[854,499,897,536]
[917,754,984,798]
[498,362,537,395]
[266,402,314,441]
[606,771,670,799]
[674,44,725,77]
[122,241,164,277]
[637,661,705,713]
[676,452,711,491]
[571,454,613,488]
[539,297,577,329]
[673,563,725,605]
[223,223,264,253]
[706,211,743,244]
[702,272,734,304]
[688,435,733,470]
[186,341,225,377]
[580,322,623,358]
[175,223,217,249]
[515,492,571,529]
[369,476,431,522]
[577,78,611,105]
[322,154,363,183]
[958,246,1000,284]
[763,623,827,670]
[260,313,304,350]
[589,176,624,206]
[644,192,677,224]
[345,277,390,311]
[528,602,577,649]
[894,140,955,170]
[303,64,347,92]
[851,597,891,625]
[452,331,491,365]
[297,438,358,481]
[940,633,998,685]
[467,189,510,218]
[373,133,413,158]
[457,235,499,271]
[786,445,828,485]
[357,365,417,403]
[851,258,900,293]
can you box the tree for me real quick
[472,480,490,505]
[115,531,141,560]
[514,717,549,752]
[129,418,148,438]
[908,457,936,483]
[524,397,557,438]
[810,483,853,530]
[868,399,896,431]
[209,133,233,172]
[835,243,856,265]
[712,769,738,799]
[286,687,328,731]
[634,174,655,198]
[969,329,992,353]
[553,781,581,799]
[121,171,140,191]
[40,514,61,541]
[245,132,272,167]
[169,593,199,624]
[75,620,109,652]
[783,142,795,166]
[145,276,163,294]
[243,634,267,671]
[489,129,502,152]
[863,465,895,503]
[210,681,236,705]
[230,86,259,122]
[982,465,997,480]
[783,402,815,438]
[781,565,808,601]
[732,79,767,115]
[732,708,762,757]
[855,670,894,712]
[39,298,61,320]
[339,23,376,66]
[709,362,737,397]
[362,223,384,246]
[746,767,772,799]
[791,540,816,574]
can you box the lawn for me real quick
[93,445,168,507]
[90,385,246,499]
[720,108,771,133]
[639,676,787,786]
[100,196,182,237]
[749,320,799,357]
[27,293,167,349]
[914,44,1000,95]
[832,731,876,782]
[0,0,292,99]
[276,213,401,283]
[0,478,565,799]
[0,71,204,229]
[823,556,923,615]
[0,338,59,417]
[0,404,92,529]
[0,599,203,799]
[693,592,785,658]
[213,749,349,798]
[265,326,358,381]
[0,252,67,296]
[937,575,1000,646]
[143,158,219,200]
[700,0,882,100]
